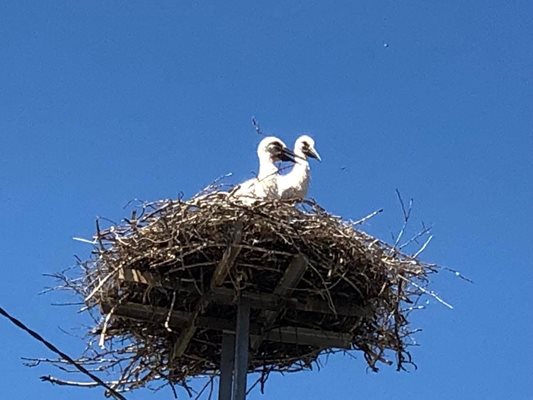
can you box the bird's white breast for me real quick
[278,162,310,199]
[232,165,281,204]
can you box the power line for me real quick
[0,305,127,400]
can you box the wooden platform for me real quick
[105,254,370,400]
[111,264,369,351]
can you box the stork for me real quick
[277,134,321,199]
[232,136,296,204]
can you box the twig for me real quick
[399,225,432,250]
[99,304,117,349]
[392,189,413,250]
[412,235,433,258]
[442,266,474,283]
[41,376,104,387]
[251,116,264,136]
[164,291,177,332]
[352,209,383,226]
[40,375,131,390]
[72,237,96,245]
[398,276,453,309]
[85,264,123,302]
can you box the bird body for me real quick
[277,161,310,200]
[277,135,320,199]
[232,136,295,204]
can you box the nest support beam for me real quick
[251,254,307,351]
[171,297,209,359]
[118,268,368,317]
[212,220,243,289]
[172,221,244,361]
[103,302,353,349]
[105,254,357,395]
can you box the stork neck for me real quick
[285,151,309,185]
[257,156,278,180]
[294,149,309,169]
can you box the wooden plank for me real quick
[166,221,244,359]
[171,220,244,360]
[171,298,208,359]
[118,269,368,318]
[101,301,189,324]
[211,220,243,288]
[104,301,235,331]
[264,326,351,349]
[273,254,308,296]
[251,254,308,350]
[118,268,160,286]
[105,302,352,349]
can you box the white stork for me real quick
[277,134,321,199]
[232,136,296,204]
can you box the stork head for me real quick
[295,134,321,161]
[257,136,296,163]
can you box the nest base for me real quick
[63,195,436,394]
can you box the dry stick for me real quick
[164,290,177,332]
[397,276,453,309]
[352,209,384,226]
[392,189,413,250]
[85,264,124,302]
[40,375,132,391]
[399,225,432,250]
[40,376,106,387]
[251,116,264,135]
[412,235,433,258]
[98,294,130,350]
[72,237,96,245]
[442,266,474,283]
[195,173,234,197]
[0,305,127,400]
[99,304,116,349]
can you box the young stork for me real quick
[232,136,296,204]
[277,134,321,199]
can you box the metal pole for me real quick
[232,297,250,400]
[219,331,235,400]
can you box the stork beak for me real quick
[307,147,321,162]
[279,147,297,163]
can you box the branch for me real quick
[392,189,413,249]
[352,208,383,226]
[251,116,264,136]
[41,376,103,387]
[397,276,453,310]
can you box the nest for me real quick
[56,193,438,394]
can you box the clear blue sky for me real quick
[1,1,532,399]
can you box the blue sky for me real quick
[1,1,532,399]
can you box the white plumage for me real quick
[277,135,321,199]
[232,136,295,204]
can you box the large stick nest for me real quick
[56,193,438,394]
